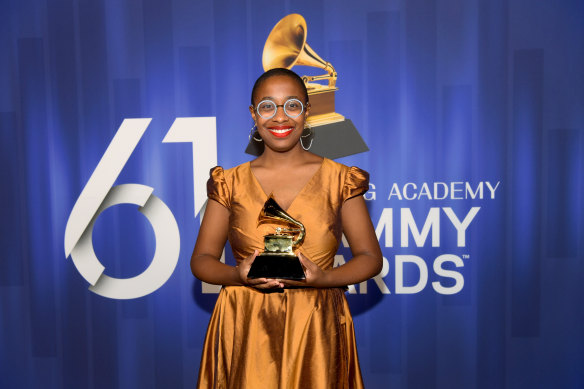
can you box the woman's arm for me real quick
[283,195,383,288]
[190,199,283,289]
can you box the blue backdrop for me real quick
[1,0,583,388]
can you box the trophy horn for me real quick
[258,195,305,246]
[262,13,337,88]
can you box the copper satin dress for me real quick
[197,158,368,389]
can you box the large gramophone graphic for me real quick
[246,195,306,280]
[246,13,368,159]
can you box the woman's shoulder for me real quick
[207,162,252,208]
[321,157,369,178]
[318,158,369,202]
[210,161,251,179]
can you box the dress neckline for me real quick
[248,157,326,212]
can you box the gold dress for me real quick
[197,158,368,389]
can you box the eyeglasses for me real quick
[255,98,305,119]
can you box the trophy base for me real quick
[247,253,306,280]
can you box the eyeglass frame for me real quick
[253,98,307,119]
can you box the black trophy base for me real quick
[247,253,306,280]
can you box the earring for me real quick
[249,125,262,142]
[300,124,313,151]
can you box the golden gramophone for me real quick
[247,195,306,280]
[262,13,344,127]
[246,13,369,158]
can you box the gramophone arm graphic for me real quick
[246,13,369,159]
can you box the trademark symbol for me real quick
[462,254,470,259]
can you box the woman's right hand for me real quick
[237,249,284,289]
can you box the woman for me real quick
[191,68,382,389]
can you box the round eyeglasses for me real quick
[255,98,304,119]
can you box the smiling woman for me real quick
[249,70,310,154]
[190,68,383,389]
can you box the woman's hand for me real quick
[280,252,330,288]
[237,249,284,289]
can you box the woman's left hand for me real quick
[279,252,330,288]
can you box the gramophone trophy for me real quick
[262,13,344,127]
[246,13,369,159]
[247,195,306,280]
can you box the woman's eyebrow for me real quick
[258,95,299,100]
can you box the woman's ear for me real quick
[249,105,257,122]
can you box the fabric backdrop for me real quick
[1,0,582,388]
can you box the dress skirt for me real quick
[196,286,364,389]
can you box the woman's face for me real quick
[249,75,310,153]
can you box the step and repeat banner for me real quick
[1,0,583,388]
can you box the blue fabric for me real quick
[0,0,583,388]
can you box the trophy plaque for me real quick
[247,195,306,280]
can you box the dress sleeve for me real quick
[342,166,369,202]
[207,166,231,209]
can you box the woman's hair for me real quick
[251,68,309,106]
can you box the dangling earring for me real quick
[249,125,262,142]
[300,123,313,151]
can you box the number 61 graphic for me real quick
[64,118,217,299]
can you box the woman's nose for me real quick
[273,105,288,121]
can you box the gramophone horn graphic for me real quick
[246,13,369,159]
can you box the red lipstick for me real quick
[268,126,294,138]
